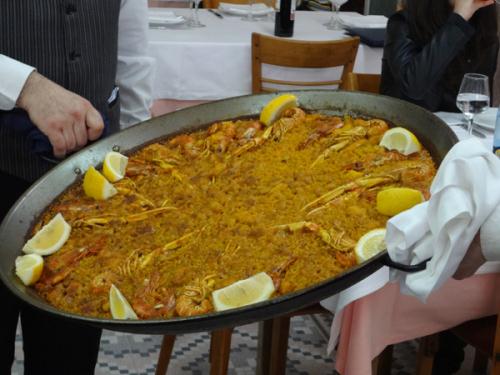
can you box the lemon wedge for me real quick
[109,284,138,320]
[379,127,422,155]
[376,187,424,217]
[83,166,118,200]
[103,151,128,183]
[212,272,275,311]
[354,228,386,264]
[259,94,298,126]
[15,254,44,286]
[22,213,71,256]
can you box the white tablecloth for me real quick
[148,9,384,100]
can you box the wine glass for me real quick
[324,0,347,30]
[185,0,194,28]
[189,0,205,27]
[456,73,490,137]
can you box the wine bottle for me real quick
[274,0,296,37]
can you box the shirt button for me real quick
[66,4,76,15]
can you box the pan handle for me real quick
[380,253,430,273]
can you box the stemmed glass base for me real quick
[187,0,205,27]
[324,4,342,30]
[464,115,475,137]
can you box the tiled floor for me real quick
[12,315,335,375]
[10,312,478,375]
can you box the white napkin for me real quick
[218,2,272,15]
[149,11,184,23]
[340,14,387,29]
[386,138,500,301]
[219,2,269,10]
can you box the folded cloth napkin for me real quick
[0,108,109,161]
[148,12,184,23]
[218,2,272,14]
[340,14,387,29]
[386,138,500,301]
[345,27,385,47]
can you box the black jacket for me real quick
[380,11,499,112]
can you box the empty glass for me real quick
[187,0,205,27]
[456,73,490,137]
[324,0,347,30]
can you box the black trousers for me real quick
[0,171,102,375]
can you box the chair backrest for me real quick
[341,72,381,93]
[251,33,360,94]
[204,0,266,8]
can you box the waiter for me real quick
[0,1,154,374]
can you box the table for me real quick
[147,8,384,101]
[334,273,500,375]
[323,120,500,374]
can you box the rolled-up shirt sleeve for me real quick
[0,55,35,111]
[116,0,155,129]
[480,204,500,262]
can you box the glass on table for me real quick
[324,0,347,30]
[456,73,490,137]
[187,0,205,27]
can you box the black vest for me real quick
[0,0,121,182]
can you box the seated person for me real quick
[380,0,498,112]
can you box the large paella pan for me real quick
[0,91,457,334]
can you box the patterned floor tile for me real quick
[10,313,475,375]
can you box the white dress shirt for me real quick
[0,0,155,129]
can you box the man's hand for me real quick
[454,0,494,21]
[16,71,104,158]
[453,232,486,280]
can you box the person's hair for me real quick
[404,0,498,92]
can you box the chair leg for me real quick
[416,334,440,375]
[155,335,176,375]
[256,320,274,375]
[473,350,489,373]
[268,316,291,375]
[372,345,393,375]
[210,328,233,375]
[492,314,500,375]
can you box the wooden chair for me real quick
[156,328,234,375]
[341,72,381,94]
[416,314,500,375]
[451,314,500,374]
[251,33,360,94]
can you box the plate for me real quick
[218,3,273,16]
[474,107,497,130]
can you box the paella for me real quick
[16,95,436,319]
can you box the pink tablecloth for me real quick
[334,273,500,375]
